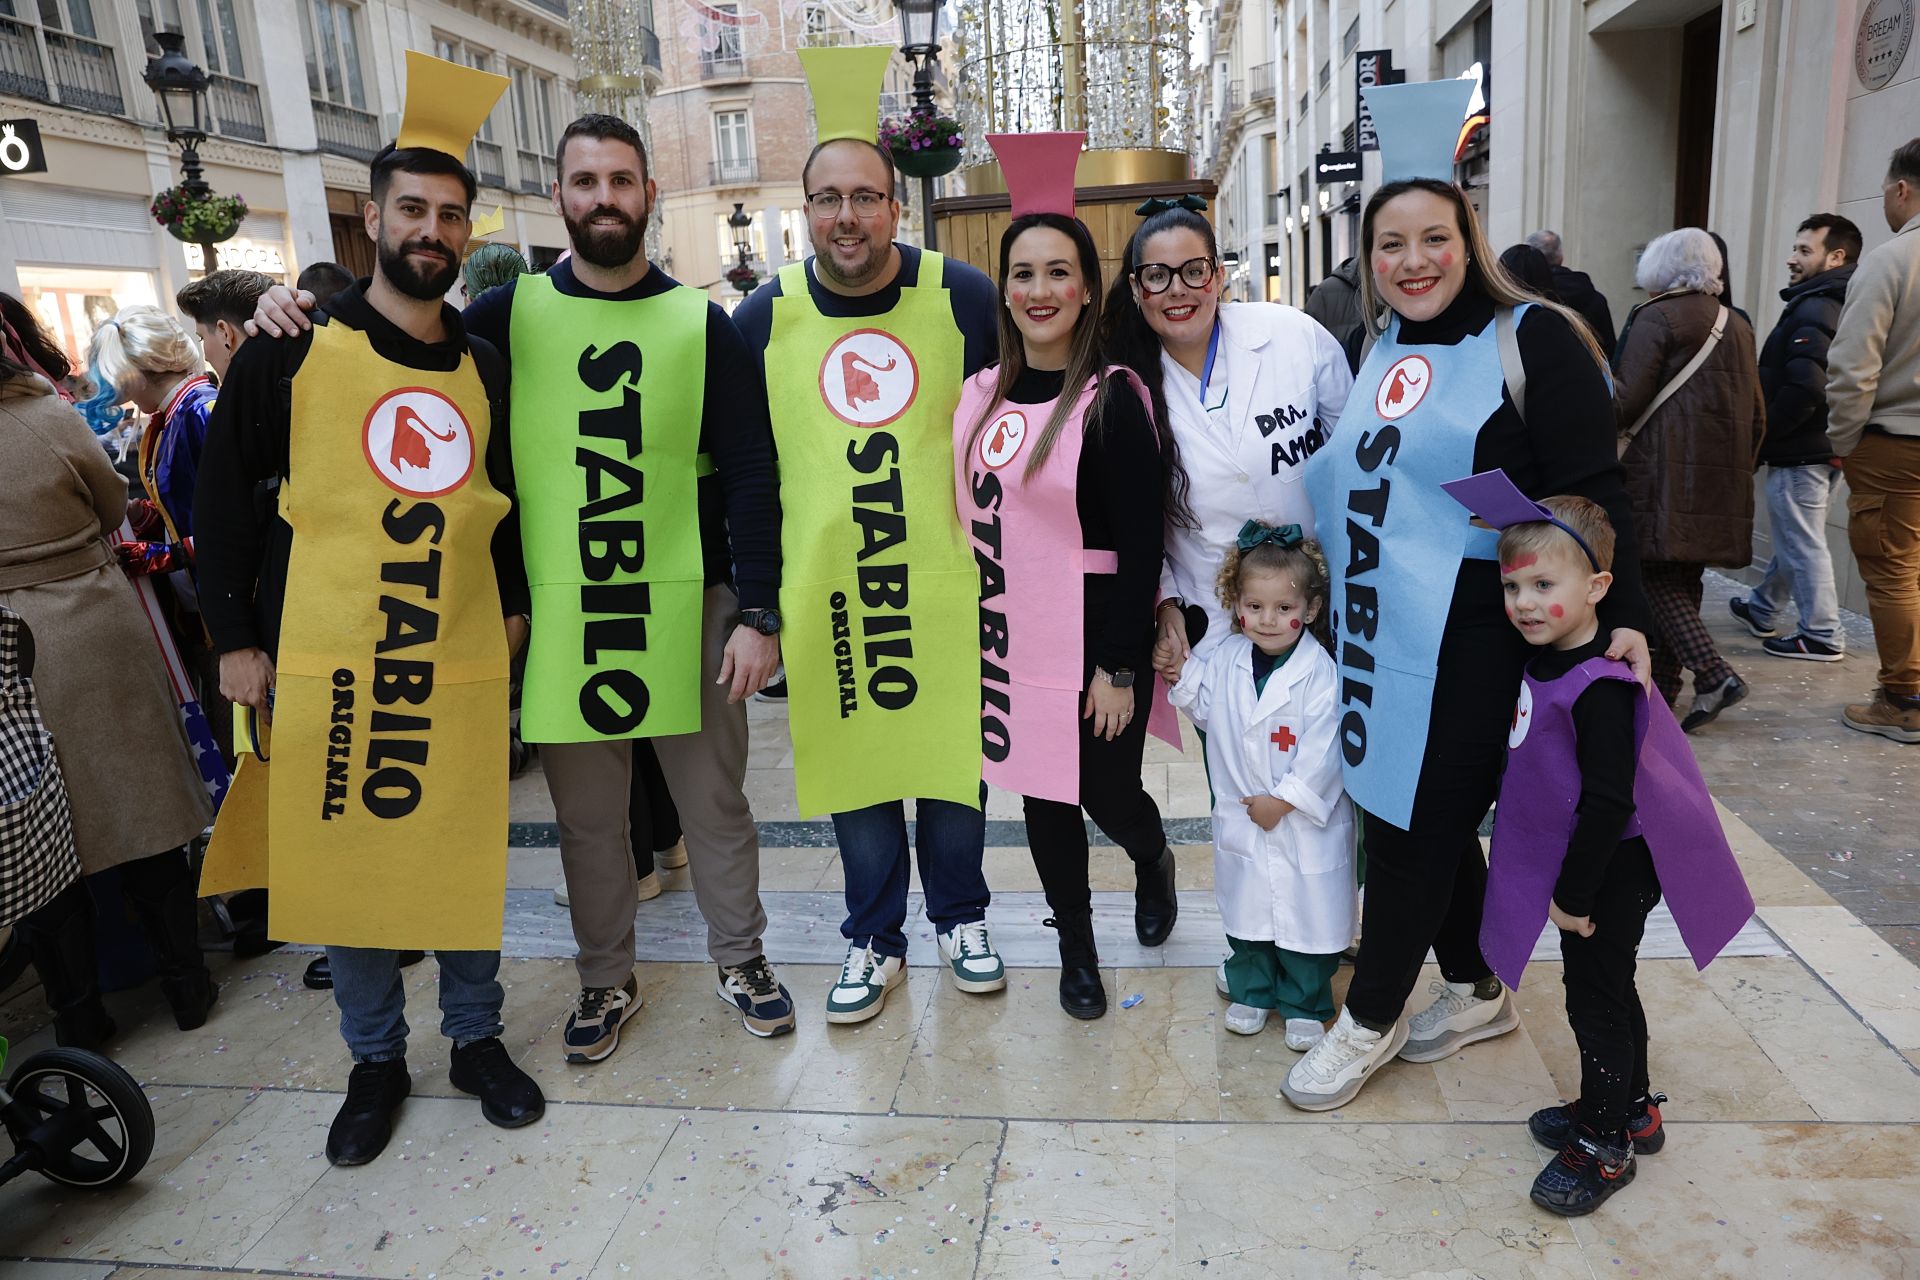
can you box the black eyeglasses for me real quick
[1133,256,1216,294]
[805,190,890,218]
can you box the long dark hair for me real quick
[1099,206,1208,529]
[967,212,1111,477]
[1707,230,1737,314]
[0,292,71,383]
[1358,178,1608,373]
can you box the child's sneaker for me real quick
[1280,1008,1408,1110]
[825,943,904,1024]
[1216,961,1231,998]
[1398,979,1519,1063]
[1283,1017,1325,1051]
[1528,1092,1667,1155]
[935,920,1006,993]
[1529,1127,1637,1216]
[1224,1003,1268,1035]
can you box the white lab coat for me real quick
[1160,302,1354,658]
[1168,633,1357,955]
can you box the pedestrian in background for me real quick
[1729,213,1860,663]
[1614,227,1765,731]
[1527,229,1617,355]
[1827,139,1920,744]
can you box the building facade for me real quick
[0,0,593,371]
[1212,0,1915,613]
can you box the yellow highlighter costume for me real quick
[201,53,516,951]
[769,48,982,817]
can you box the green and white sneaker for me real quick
[935,921,1006,993]
[825,943,905,1024]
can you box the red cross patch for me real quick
[1270,726,1297,751]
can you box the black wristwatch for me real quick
[1101,667,1136,689]
[741,607,782,636]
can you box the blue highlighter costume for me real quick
[1301,79,1652,1037]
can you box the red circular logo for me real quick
[819,329,920,428]
[1374,354,1433,421]
[362,387,475,498]
[978,409,1028,470]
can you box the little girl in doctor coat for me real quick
[1166,521,1357,1050]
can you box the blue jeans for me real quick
[1748,464,1844,647]
[831,793,989,958]
[326,946,504,1062]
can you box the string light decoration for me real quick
[570,0,664,256]
[951,0,1192,167]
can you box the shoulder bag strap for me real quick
[1494,305,1525,423]
[1618,305,1727,459]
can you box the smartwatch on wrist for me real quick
[1101,667,1136,689]
[740,607,782,636]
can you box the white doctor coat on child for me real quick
[1159,302,1354,659]
[1167,632,1357,955]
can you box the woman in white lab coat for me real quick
[1103,201,1355,665]
[1165,523,1356,1050]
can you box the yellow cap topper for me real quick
[469,205,506,239]
[797,46,894,145]
[395,49,509,161]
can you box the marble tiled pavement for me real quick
[4,573,1918,1278]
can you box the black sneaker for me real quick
[1528,1092,1667,1155]
[326,1057,411,1166]
[1727,597,1777,638]
[1761,634,1844,662]
[449,1036,545,1128]
[1681,674,1748,733]
[1530,1127,1636,1216]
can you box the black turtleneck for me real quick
[996,365,1164,674]
[194,279,528,656]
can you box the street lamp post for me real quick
[726,200,758,295]
[896,0,941,252]
[142,31,217,276]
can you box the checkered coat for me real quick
[0,375,211,873]
[0,604,79,926]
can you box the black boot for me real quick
[1134,845,1178,947]
[1045,914,1107,1020]
[120,848,217,1031]
[18,880,116,1049]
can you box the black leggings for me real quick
[1343,815,1496,1027]
[1023,674,1167,918]
[1561,839,1662,1133]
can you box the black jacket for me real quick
[1757,264,1854,467]
[1549,265,1617,357]
[1304,256,1365,371]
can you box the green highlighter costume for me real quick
[766,250,982,815]
[508,272,708,742]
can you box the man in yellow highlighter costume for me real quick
[732,48,1006,1023]
[192,53,543,1167]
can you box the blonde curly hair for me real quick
[87,303,201,391]
[1214,528,1334,652]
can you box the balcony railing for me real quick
[208,74,266,142]
[469,138,507,188]
[700,51,746,81]
[1225,79,1243,115]
[312,98,380,161]
[517,147,556,195]
[1249,63,1273,102]
[710,157,758,186]
[639,27,661,70]
[45,28,122,115]
[0,17,48,100]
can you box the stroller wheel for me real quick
[5,1047,155,1189]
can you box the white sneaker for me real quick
[1224,1003,1269,1035]
[656,839,688,870]
[1284,1018,1325,1051]
[1216,961,1231,998]
[553,880,570,907]
[935,920,1006,993]
[825,944,905,1024]
[1280,1008,1409,1111]
[1398,980,1520,1063]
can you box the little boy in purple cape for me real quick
[1442,473,1753,1219]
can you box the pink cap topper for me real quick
[987,132,1087,219]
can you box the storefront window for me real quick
[16,266,159,376]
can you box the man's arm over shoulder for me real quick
[467,333,530,618]
[943,256,1001,379]
[702,302,781,610]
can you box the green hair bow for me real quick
[1135,193,1209,216]
[1236,521,1304,552]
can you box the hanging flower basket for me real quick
[880,113,964,179]
[726,262,760,295]
[150,187,247,245]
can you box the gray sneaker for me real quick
[1398,980,1519,1063]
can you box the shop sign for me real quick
[1857,0,1915,90]
[1314,151,1362,182]
[184,238,288,276]
[1355,50,1403,152]
[0,119,48,175]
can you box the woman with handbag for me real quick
[0,349,215,1048]
[1613,228,1767,731]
